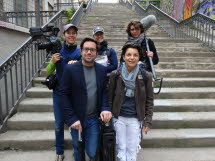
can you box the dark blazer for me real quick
[60,60,111,127]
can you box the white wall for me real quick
[97,0,119,3]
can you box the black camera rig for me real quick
[29,25,62,55]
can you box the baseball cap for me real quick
[63,24,78,32]
[93,26,104,35]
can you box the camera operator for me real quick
[46,24,81,161]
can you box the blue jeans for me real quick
[70,116,100,161]
[53,90,69,155]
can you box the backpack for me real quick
[96,120,116,161]
[41,74,57,90]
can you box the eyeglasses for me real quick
[82,47,97,53]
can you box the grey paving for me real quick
[1,148,215,161]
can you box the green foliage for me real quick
[66,9,76,23]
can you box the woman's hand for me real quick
[146,51,154,57]
[143,126,150,134]
[51,53,60,64]
[68,60,78,64]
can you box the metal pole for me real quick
[36,0,41,27]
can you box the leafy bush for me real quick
[66,9,76,23]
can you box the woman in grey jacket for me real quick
[109,43,154,161]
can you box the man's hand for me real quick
[70,120,82,132]
[143,126,150,134]
[51,53,61,64]
[146,51,154,57]
[100,111,112,123]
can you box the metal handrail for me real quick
[121,0,215,50]
[0,1,94,132]
[5,11,59,28]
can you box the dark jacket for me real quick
[60,61,111,127]
[97,40,118,73]
[108,69,154,127]
[56,43,81,82]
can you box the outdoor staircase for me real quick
[1,3,215,161]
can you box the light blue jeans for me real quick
[70,116,100,161]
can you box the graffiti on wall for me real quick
[184,0,193,19]
[161,0,215,20]
[197,0,215,19]
[172,0,184,20]
[160,0,174,16]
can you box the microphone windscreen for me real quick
[140,15,156,31]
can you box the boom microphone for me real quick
[140,15,156,31]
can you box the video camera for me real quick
[29,25,62,55]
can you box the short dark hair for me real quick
[126,20,144,37]
[80,37,98,51]
[121,42,142,57]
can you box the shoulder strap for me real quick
[103,47,111,57]
[139,67,147,86]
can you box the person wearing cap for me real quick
[93,26,118,74]
[46,23,81,161]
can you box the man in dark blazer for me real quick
[60,37,112,161]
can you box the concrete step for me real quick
[113,51,215,57]
[18,98,215,113]
[156,69,215,78]
[7,112,55,130]
[26,87,215,99]
[42,56,215,67]
[34,77,215,88]
[156,46,211,52]
[7,112,215,130]
[1,128,215,149]
[33,77,47,87]
[157,51,215,57]
[18,98,53,112]
[0,130,72,150]
[111,46,212,53]
[77,38,198,44]
[141,128,215,147]
[156,62,215,70]
[77,33,169,38]
[159,57,215,63]
[39,68,215,80]
[77,37,201,46]
[153,112,215,129]
[1,148,215,161]
[155,87,215,99]
[77,26,160,31]
[161,78,215,87]
[26,87,52,98]
[154,99,215,112]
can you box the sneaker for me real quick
[55,154,65,161]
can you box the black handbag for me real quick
[96,120,116,161]
[41,74,57,90]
